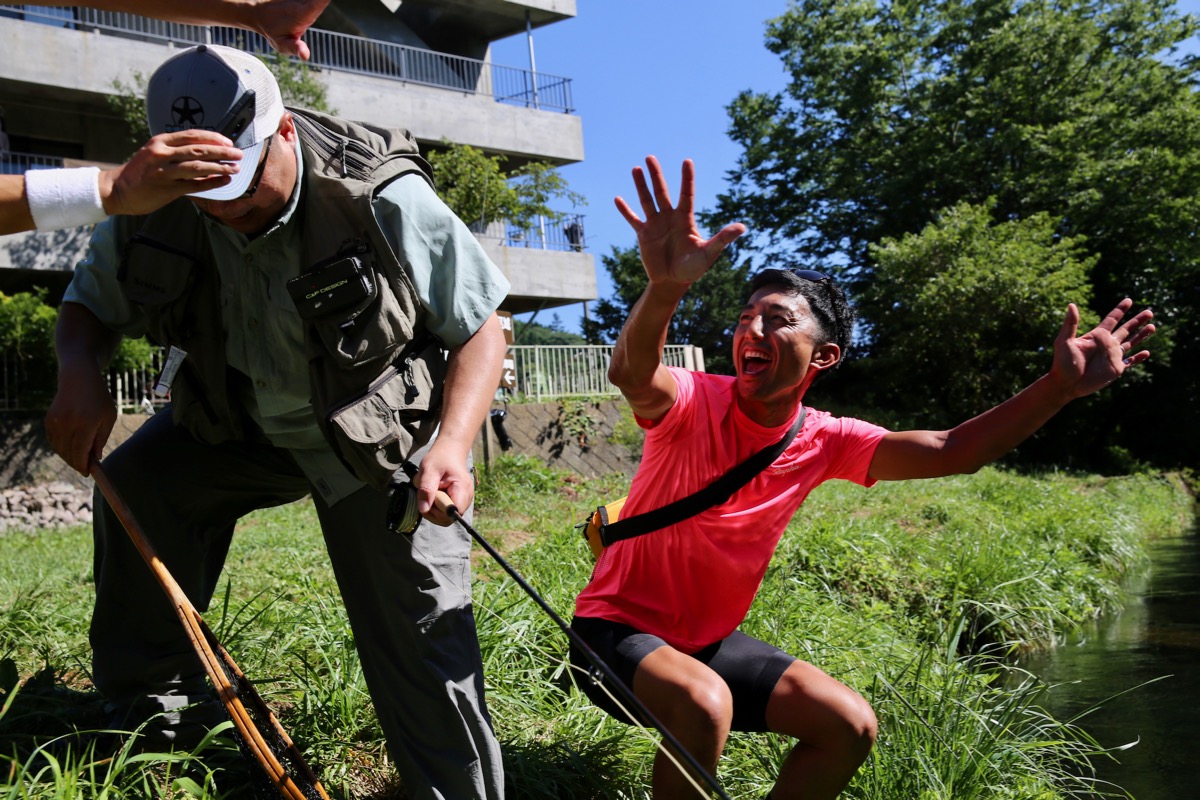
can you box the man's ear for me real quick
[810,342,841,372]
[278,111,296,142]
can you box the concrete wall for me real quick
[323,67,584,163]
[482,242,596,311]
[0,18,585,165]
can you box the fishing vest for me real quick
[115,108,446,490]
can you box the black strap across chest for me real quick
[599,406,807,547]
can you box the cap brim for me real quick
[187,139,265,201]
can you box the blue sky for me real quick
[492,0,1200,336]
[491,0,790,334]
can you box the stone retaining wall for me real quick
[0,414,149,534]
[0,399,641,532]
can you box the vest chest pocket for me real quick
[288,248,414,367]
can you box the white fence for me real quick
[0,344,705,412]
[508,344,705,401]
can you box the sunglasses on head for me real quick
[784,268,842,343]
[787,268,833,283]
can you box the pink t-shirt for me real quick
[574,368,888,653]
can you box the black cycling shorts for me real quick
[569,616,796,733]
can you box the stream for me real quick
[1021,532,1200,799]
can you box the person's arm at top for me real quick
[609,156,745,422]
[44,302,125,476]
[868,299,1155,481]
[1,131,242,235]
[413,314,507,525]
[30,0,330,59]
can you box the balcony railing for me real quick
[0,150,64,175]
[473,213,586,253]
[0,5,574,113]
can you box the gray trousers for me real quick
[90,411,504,800]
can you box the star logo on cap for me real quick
[171,96,204,127]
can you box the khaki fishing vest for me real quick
[116,108,447,489]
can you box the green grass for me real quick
[0,459,1193,798]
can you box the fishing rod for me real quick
[403,466,732,800]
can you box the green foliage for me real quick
[0,291,60,409]
[0,292,156,409]
[512,316,586,345]
[717,0,1200,467]
[262,52,334,114]
[108,336,159,374]
[583,245,749,375]
[426,141,581,231]
[426,141,515,229]
[861,201,1095,426]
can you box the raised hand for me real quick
[248,0,331,61]
[99,130,243,216]
[1050,299,1155,399]
[614,157,745,290]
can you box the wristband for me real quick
[24,167,107,231]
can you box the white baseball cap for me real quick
[145,45,285,201]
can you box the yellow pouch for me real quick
[581,496,628,560]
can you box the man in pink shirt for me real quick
[571,156,1156,799]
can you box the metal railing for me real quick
[509,344,705,401]
[0,349,165,414]
[0,343,705,410]
[0,5,574,112]
[473,213,586,253]
[0,344,706,410]
[0,150,65,175]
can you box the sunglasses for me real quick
[237,133,274,200]
[787,268,832,282]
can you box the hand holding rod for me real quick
[426,486,732,800]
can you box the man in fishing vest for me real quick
[44,45,508,799]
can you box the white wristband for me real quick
[24,167,107,231]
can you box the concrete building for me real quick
[0,0,595,315]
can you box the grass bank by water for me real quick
[0,461,1192,798]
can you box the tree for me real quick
[425,141,581,231]
[512,316,586,345]
[0,291,155,409]
[863,201,1095,427]
[584,244,750,376]
[716,0,1200,467]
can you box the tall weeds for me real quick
[0,463,1191,798]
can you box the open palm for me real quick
[615,157,745,288]
[1052,300,1155,399]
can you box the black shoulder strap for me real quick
[600,407,807,547]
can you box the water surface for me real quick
[1023,534,1200,799]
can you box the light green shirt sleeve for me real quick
[61,216,148,338]
[371,175,510,348]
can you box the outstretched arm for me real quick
[609,156,745,421]
[29,1,330,59]
[1,131,241,235]
[869,299,1155,481]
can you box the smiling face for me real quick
[733,285,841,426]
[188,112,297,235]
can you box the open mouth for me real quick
[741,348,771,376]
